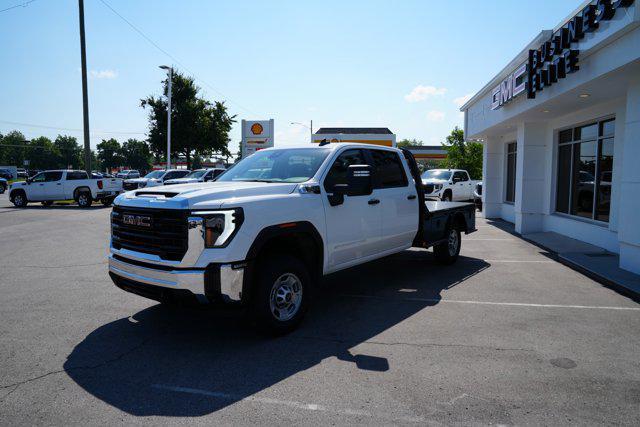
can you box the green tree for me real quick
[27,136,61,170]
[54,135,82,169]
[141,70,236,169]
[120,139,152,172]
[97,138,124,172]
[441,126,483,180]
[0,131,28,167]
[397,138,423,148]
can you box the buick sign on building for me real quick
[460,0,640,274]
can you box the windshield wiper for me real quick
[235,179,277,183]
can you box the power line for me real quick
[0,0,37,14]
[98,0,260,117]
[0,119,146,136]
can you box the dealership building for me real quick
[460,0,640,274]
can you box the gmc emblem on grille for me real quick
[122,214,152,227]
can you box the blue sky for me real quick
[1,0,579,154]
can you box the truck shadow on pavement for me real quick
[64,251,489,417]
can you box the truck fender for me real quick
[242,221,324,302]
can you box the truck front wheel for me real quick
[11,191,27,207]
[250,254,312,335]
[434,227,461,265]
[441,191,452,202]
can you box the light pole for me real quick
[290,120,313,142]
[78,0,91,175]
[159,65,173,169]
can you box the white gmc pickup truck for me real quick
[421,169,480,202]
[108,144,476,334]
[9,170,123,207]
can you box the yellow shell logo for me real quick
[250,123,264,135]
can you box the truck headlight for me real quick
[434,184,443,191]
[193,208,244,248]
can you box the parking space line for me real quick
[151,384,425,423]
[481,259,555,263]
[340,294,640,311]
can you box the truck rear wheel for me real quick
[76,191,92,208]
[434,227,461,265]
[250,254,312,335]
[101,197,114,207]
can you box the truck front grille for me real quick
[123,182,140,191]
[111,206,188,261]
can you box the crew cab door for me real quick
[27,172,47,200]
[366,149,419,251]
[452,171,471,201]
[321,148,382,270]
[60,171,87,199]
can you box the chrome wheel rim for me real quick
[14,195,24,205]
[269,273,303,322]
[448,229,459,256]
[78,194,88,206]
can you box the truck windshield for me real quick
[422,170,452,180]
[217,148,331,183]
[144,171,164,179]
[185,170,207,179]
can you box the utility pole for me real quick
[159,65,173,169]
[78,0,91,174]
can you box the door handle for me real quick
[368,199,380,205]
[56,183,61,185]
[407,194,416,200]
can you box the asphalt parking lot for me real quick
[1,193,639,425]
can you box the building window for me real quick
[505,142,517,203]
[555,118,615,222]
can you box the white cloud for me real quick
[404,85,447,102]
[426,110,446,122]
[90,69,118,79]
[453,93,473,108]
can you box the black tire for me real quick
[441,192,452,202]
[76,191,92,208]
[11,191,27,207]
[101,197,114,207]
[434,227,461,265]
[0,184,6,194]
[250,254,312,335]
[41,201,53,207]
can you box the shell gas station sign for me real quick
[241,119,274,158]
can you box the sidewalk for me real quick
[522,231,640,301]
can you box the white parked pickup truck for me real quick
[108,144,476,334]
[421,169,480,202]
[9,170,123,207]
[123,169,191,191]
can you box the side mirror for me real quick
[26,178,32,184]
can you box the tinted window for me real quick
[453,171,468,182]
[369,150,408,188]
[66,171,87,180]
[213,169,224,178]
[324,149,366,192]
[163,171,188,180]
[506,142,517,203]
[32,172,46,183]
[45,171,63,182]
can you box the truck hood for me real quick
[164,178,199,184]
[124,177,153,184]
[115,181,299,210]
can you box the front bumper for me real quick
[108,254,244,304]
